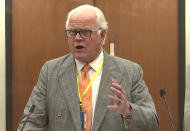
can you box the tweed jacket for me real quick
[18,51,159,131]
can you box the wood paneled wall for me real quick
[11,0,179,130]
[98,1,179,130]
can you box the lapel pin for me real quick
[57,112,62,117]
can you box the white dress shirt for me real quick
[75,50,104,125]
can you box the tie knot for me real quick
[82,64,91,73]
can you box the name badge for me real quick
[80,111,87,129]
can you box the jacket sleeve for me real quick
[17,63,48,131]
[122,65,159,131]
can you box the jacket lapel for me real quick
[57,55,81,131]
[92,52,122,131]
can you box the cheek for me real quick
[89,42,101,52]
[91,35,101,44]
[89,42,102,53]
[68,40,74,48]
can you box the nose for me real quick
[75,32,83,39]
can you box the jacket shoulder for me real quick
[45,53,73,66]
[111,55,141,69]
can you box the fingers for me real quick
[112,79,126,95]
[107,94,121,111]
[110,87,125,100]
[111,79,126,98]
[107,94,121,105]
[107,79,130,115]
[107,80,126,107]
[107,104,119,111]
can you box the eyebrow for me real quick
[68,28,92,31]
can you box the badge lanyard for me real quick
[76,57,104,108]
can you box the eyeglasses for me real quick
[65,29,100,39]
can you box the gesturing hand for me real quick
[107,79,131,116]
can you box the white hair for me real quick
[65,4,108,31]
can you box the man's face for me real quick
[66,10,106,63]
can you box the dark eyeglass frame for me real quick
[65,29,100,39]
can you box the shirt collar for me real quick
[75,50,104,73]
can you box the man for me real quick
[18,4,159,131]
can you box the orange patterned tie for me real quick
[79,64,92,131]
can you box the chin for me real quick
[75,56,92,63]
[73,52,94,63]
[74,54,86,62]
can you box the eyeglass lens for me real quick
[66,29,92,38]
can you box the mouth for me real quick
[75,45,84,50]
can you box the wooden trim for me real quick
[178,0,185,130]
[5,0,13,130]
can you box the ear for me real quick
[100,30,106,39]
[100,30,106,43]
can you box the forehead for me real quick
[68,9,98,29]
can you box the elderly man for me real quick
[18,4,159,131]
